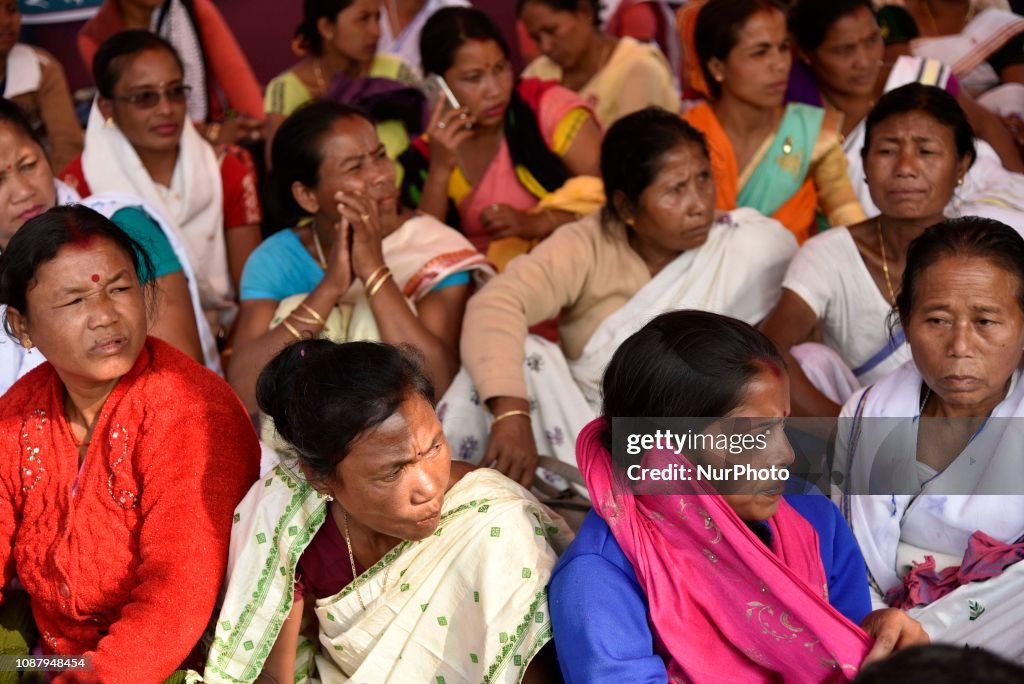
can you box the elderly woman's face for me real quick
[864,110,970,221]
[630,141,716,253]
[302,116,399,221]
[9,236,148,387]
[332,395,451,541]
[0,123,56,249]
[905,255,1024,413]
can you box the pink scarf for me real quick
[577,419,871,683]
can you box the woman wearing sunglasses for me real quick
[60,30,263,348]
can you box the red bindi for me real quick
[91,274,100,282]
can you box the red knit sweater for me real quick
[0,338,259,682]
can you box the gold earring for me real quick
[20,337,32,350]
[957,177,964,186]
[104,117,115,129]
[625,217,635,227]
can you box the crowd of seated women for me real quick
[1,0,1024,681]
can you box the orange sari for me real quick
[683,102,863,244]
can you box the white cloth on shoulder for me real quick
[783,226,911,386]
[440,208,797,475]
[834,361,1024,658]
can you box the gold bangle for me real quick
[492,409,531,425]
[367,271,393,299]
[298,302,326,325]
[363,265,389,292]
[289,313,322,326]
[280,319,304,341]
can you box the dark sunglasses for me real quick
[114,84,192,109]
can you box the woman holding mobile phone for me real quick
[399,7,605,269]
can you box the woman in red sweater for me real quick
[0,205,260,682]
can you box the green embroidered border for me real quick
[207,466,326,682]
[482,588,549,684]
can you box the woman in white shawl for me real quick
[442,108,797,488]
[0,97,216,394]
[205,340,570,683]
[834,216,1024,660]
[60,30,263,338]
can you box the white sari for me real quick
[834,361,1024,659]
[204,466,571,683]
[844,55,1024,233]
[439,208,797,475]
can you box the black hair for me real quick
[695,0,786,99]
[788,0,875,53]
[420,6,511,77]
[269,100,375,228]
[601,107,709,227]
[601,310,785,450]
[413,7,570,201]
[295,0,356,57]
[853,645,1024,684]
[256,340,436,480]
[516,0,602,25]
[93,29,185,99]
[863,83,977,169]
[894,216,1024,328]
[0,205,156,334]
[0,98,44,149]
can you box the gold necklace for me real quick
[310,224,328,269]
[342,511,392,611]
[876,218,898,306]
[313,59,327,96]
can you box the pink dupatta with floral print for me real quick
[576,418,871,683]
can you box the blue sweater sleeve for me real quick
[785,494,872,625]
[549,512,668,684]
[550,499,871,681]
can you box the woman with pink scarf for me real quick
[551,310,928,683]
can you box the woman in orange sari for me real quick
[682,0,865,243]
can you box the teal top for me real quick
[111,206,182,281]
[241,229,469,301]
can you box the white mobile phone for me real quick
[423,74,461,110]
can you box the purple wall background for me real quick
[23,0,522,93]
